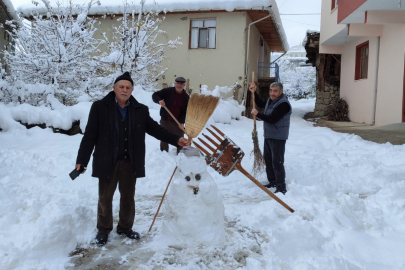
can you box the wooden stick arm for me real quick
[236,164,295,213]
[149,167,178,232]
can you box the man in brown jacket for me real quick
[152,77,190,153]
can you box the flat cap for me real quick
[175,77,186,83]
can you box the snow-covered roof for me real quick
[16,0,277,15]
[15,0,288,52]
[288,45,305,53]
[1,0,19,20]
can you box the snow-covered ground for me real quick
[1,94,405,270]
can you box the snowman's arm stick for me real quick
[149,166,178,232]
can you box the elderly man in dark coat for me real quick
[74,72,187,246]
[152,76,190,153]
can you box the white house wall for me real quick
[375,24,405,126]
[340,36,378,124]
[320,0,346,46]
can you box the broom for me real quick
[251,72,265,176]
[149,93,220,232]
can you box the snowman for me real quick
[162,146,225,246]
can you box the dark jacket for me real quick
[255,92,292,140]
[76,91,180,179]
[152,87,189,123]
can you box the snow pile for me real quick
[162,147,225,246]
[0,84,244,131]
[1,98,405,269]
[201,84,245,124]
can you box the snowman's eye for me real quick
[185,176,191,181]
[195,174,201,181]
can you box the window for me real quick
[190,19,216,49]
[355,41,369,80]
[331,0,338,10]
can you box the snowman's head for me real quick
[176,147,208,195]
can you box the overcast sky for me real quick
[275,0,321,48]
[10,0,321,50]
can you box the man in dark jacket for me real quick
[250,82,292,195]
[75,72,187,246]
[152,76,189,153]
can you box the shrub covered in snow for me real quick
[277,57,316,99]
[99,0,182,91]
[2,0,104,105]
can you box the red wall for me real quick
[337,0,367,23]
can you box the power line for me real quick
[280,13,321,15]
[279,0,289,9]
[282,18,320,26]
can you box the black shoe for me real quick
[117,228,140,240]
[274,185,287,195]
[95,233,108,246]
[264,182,276,188]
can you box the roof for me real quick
[0,0,18,21]
[16,0,277,14]
[288,45,305,52]
[15,0,288,52]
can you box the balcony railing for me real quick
[258,62,279,82]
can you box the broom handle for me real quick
[236,164,295,213]
[163,105,184,130]
[251,72,257,127]
[149,166,177,232]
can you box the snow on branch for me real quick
[99,0,182,91]
[2,0,104,105]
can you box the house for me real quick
[0,0,18,73]
[17,0,288,105]
[320,0,405,126]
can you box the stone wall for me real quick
[313,83,340,117]
[304,32,341,118]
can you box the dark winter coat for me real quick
[76,91,180,179]
[152,87,189,123]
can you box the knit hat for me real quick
[114,72,133,86]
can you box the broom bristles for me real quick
[251,129,265,177]
[185,93,220,140]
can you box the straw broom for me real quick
[149,93,220,232]
[184,93,220,145]
[251,72,265,176]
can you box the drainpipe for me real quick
[242,7,272,108]
[371,36,380,125]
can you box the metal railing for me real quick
[258,62,279,82]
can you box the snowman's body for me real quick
[162,147,225,246]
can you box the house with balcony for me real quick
[17,0,288,106]
[320,0,405,126]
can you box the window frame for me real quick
[189,18,217,49]
[355,41,369,80]
[331,0,338,10]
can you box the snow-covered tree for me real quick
[100,0,182,91]
[277,57,316,99]
[2,0,104,105]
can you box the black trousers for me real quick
[263,138,286,187]
[160,119,183,153]
[97,159,137,234]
